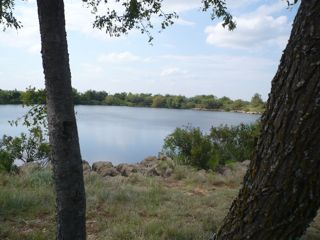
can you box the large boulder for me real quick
[92,161,113,171]
[116,164,136,177]
[140,156,158,168]
[101,167,119,177]
[92,161,119,177]
[147,160,174,178]
[147,166,162,177]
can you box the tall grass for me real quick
[0,163,318,239]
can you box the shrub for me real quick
[210,123,260,165]
[0,150,16,173]
[1,93,50,165]
[0,132,50,164]
[163,126,218,170]
[162,122,260,170]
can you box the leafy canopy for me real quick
[1,0,236,41]
[83,0,236,42]
[0,0,21,30]
[0,0,300,39]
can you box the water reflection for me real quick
[0,105,260,164]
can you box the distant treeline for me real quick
[0,88,265,113]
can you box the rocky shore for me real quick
[19,155,251,180]
[83,155,175,178]
[19,155,176,178]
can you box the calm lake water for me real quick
[0,105,260,165]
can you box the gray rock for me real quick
[116,164,136,177]
[92,161,118,177]
[101,167,119,177]
[140,156,158,168]
[241,160,250,167]
[92,161,113,172]
[147,166,161,176]
[147,165,173,178]
[158,154,172,161]
[82,160,91,174]
[163,167,173,178]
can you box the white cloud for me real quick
[74,53,276,99]
[0,0,119,53]
[80,63,104,74]
[64,1,119,41]
[160,67,188,77]
[175,18,196,26]
[98,52,141,63]
[162,0,199,13]
[0,2,40,50]
[205,2,291,49]
[162,0,261,13]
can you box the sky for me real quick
[0,0,299,100]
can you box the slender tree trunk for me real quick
[36,0,86,239]
[216,1,320,239]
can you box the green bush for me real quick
[162,122,260,170]
[210,123,260,165]
[1,93,50,166]
[163,126,218,170]
[0,150,15,173]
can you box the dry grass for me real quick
[0,164,319,239]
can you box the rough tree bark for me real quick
[216,1,320,239]
[36,0,86,239]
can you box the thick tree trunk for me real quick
[36,0,86,239]
[216,1,320,239]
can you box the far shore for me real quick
[0,103,263,115]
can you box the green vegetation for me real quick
[1,165,319,240]
[0,89,21,104]
[0,89,49,172]
[162,123,260,170]
[0,150,16,173]
[0,163,249,240]
[0,88,265,113]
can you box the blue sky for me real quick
[0,0,299,100]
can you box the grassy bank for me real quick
[0,164,319,240]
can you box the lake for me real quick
[0,105,260,165]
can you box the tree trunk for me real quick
[36,0,86,239]
[216,1,320,239]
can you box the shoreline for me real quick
[0,103,263,115]
[191,107,262,115]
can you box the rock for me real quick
[158,154,172,161]
[101,167,119,177]
[140,156,158,168]
[116,164,136,177]
[221,167,233,178]
[82,160,91,174]
[158,154,167,161]
[162,167,173,178]
[147,166,161,176]
[147,164,173,178]
[241,160,250,167]
[92,161,113,172]
[92,161,119,177]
